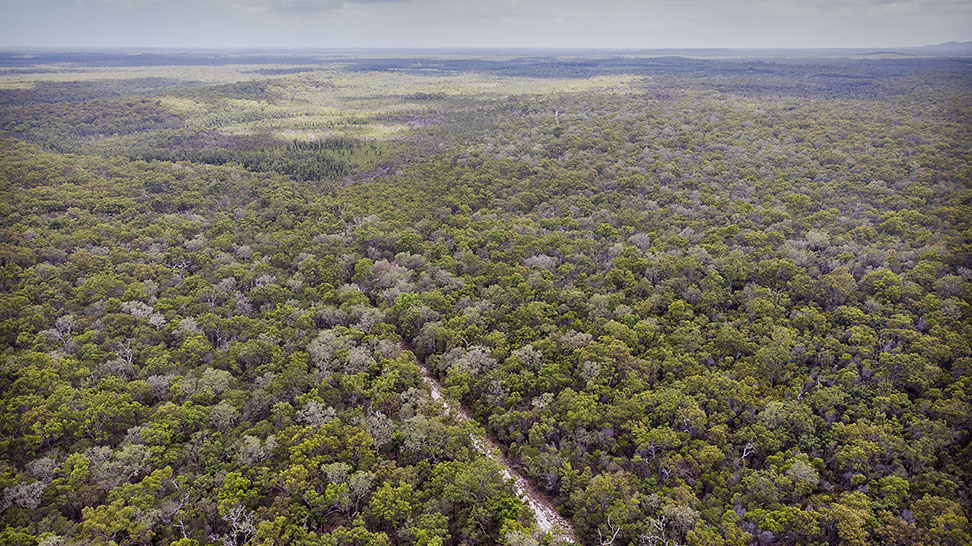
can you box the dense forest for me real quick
[0,51,970,546]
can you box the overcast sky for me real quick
[1,0,970,49]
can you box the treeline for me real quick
[132,145,358,183]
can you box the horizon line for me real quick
[1,41,970,52]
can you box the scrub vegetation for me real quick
[1,51,970,546]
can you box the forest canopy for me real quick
[0,51,970,546]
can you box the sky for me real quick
[1,0,971,49]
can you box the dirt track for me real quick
[406,346,578,544]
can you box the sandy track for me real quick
[406,346,578,544]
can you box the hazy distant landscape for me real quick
[0,44,970,546]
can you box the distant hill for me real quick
[906,41,972,55]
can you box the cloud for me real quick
[30,0,404,12]
[230,0,403,13]
[3,0,971,47]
